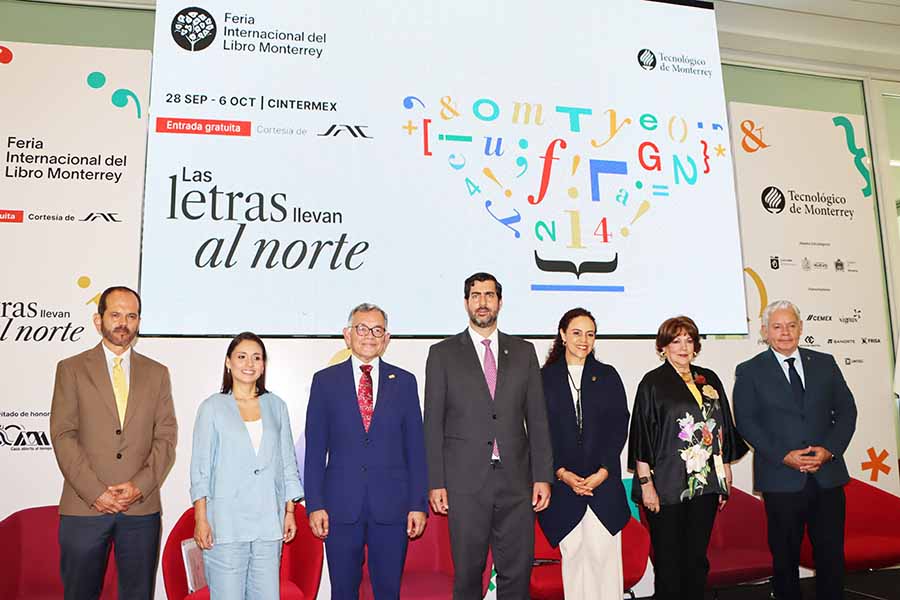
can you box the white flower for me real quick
[680,445,712,474]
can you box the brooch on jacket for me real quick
[692,373,719,400]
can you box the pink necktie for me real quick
[358,364,374,432]
[482,339,500,459]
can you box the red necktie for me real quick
[358,364,374,432]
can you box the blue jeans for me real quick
[204,539,282,600]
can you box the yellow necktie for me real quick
[112,357,129,427]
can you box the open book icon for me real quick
[181,538,207,593]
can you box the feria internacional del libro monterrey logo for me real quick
[171,7,217,52]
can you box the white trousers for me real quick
[558,508,623,600]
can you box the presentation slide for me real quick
[140,0,747,336]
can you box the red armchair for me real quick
[639,487,772,592]
[705,486,773,588]
[529,516,562,600]
[162,505,323,600]
[530,516,651,600]
[0,505,118,600]
[622,516,651,595]
[359,511,492,599]
[800,478,900,572]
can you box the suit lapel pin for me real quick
[387,373,396,379]
[591,376,598,382]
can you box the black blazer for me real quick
[537,355,631,547]
[733,348,857,493]
[628,362,747,506]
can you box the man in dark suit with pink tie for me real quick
[425,272,554,599]
[304,303,428,600]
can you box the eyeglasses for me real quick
[353,324,386,338]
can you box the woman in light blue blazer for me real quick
[190,332,303,599]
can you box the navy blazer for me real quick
[733,348,857,493]
[537,355,631,547]
[304,358,428,524]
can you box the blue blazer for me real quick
[189,392,303,544]
[304,358,428,525]
[733,348,857,493]
[537,355,631,547]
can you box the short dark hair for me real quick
[464,272,502,299]
[221,332,269,395]
[97,286,141,316]
[655,315,702,355]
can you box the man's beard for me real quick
[469,310,497,329]
[102,324,137,347]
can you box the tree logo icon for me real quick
[171,7,217,52]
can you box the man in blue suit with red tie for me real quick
[304,303,428,600]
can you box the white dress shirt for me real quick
[468,327,499,374]
[351,355,380,408]
[771,347,806,387]
[101,343,132,386]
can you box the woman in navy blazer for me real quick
[537,308,631,600]
[190,332,303,600]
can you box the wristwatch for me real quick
[638,476,651,485]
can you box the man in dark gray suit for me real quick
[734,300,857,600]
[425,272,553,600]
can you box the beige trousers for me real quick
[558,508,624,600]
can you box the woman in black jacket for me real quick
[627,315,747,600]
[537,307,631,599]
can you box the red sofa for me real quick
[706,486,773,588]
[530,516,650,600]
[800,477,900,572]
[161,505,323,599]
[0,505,118,600]
[359,511,492,600]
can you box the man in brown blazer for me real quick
[50,286,177,600]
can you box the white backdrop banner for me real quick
[0,41,151,515]
[730,102,899,494]
[140,0,747,337]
